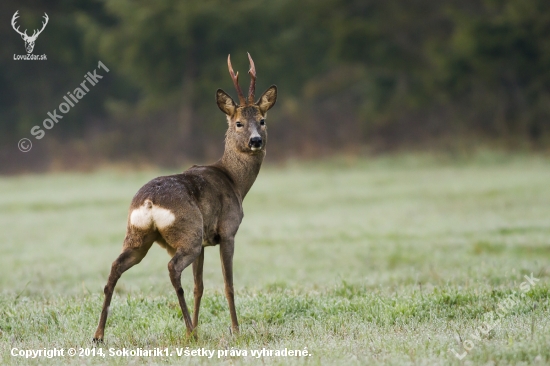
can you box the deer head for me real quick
[11,11,49,54]
[217,53,277,155]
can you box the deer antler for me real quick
[31,13,49,40]
[11,11,28,38]
[227,54,246,105]
[247,53,256,104]
[11,11,48,41]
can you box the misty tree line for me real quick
[1,0,549,172]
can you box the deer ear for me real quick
[256,85,277,114]
[216,89,237,116]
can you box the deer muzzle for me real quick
[249,136,263,150]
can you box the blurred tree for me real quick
[441,0,550,141]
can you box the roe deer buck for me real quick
[93,53,277,341]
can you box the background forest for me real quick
[1,0,549,173]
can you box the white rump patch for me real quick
[152,206,176,229]
[130,200,175,230]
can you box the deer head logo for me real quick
[11,11,49,54]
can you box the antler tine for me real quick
[247,53,256,104]
[227,54,246,105]
[11,10,28,37]
[34,13,49,38]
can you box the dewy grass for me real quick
[0,154,549,365]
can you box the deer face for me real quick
[216,53,277,154]
[217,86,277,154]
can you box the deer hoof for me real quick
[185,330,198,341]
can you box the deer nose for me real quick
[249,136,262,148]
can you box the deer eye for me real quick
[236,122,243,128]
[260,119,265,126]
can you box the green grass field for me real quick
[1,154,549,365]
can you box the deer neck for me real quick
[216,142,265,200]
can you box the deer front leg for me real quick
[219,238,239,334]
[192,247,205,328]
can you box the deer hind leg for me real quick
[93,230,155,342]
[166,229,203,337]
[192,247,205,328]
